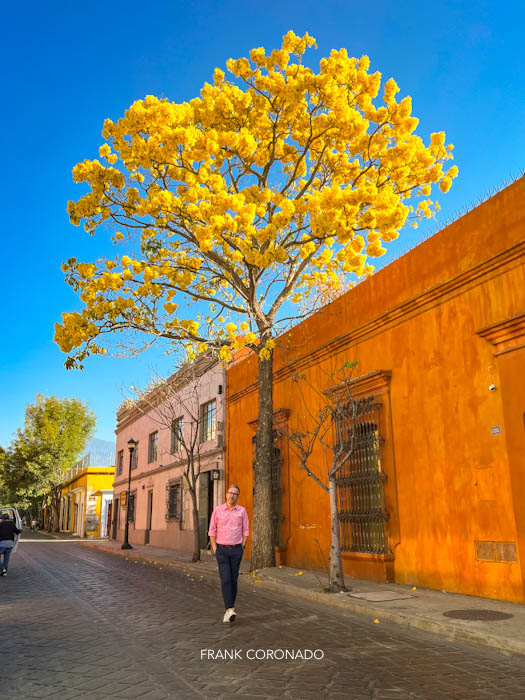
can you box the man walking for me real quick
[208,485,249,622]
[0,512,21,576]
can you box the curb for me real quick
[82,541,220,578]
[81,542,525,658]
[252,576,525,657]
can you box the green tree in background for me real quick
[0,395,96,529]
[0,447,9,505]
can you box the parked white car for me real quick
[0,507,22,552]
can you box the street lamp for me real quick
[121,438,137,550]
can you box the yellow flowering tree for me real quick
[55,31,456,569]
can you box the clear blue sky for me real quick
[2,0,524,448]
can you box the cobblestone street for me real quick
[2,534,525,700]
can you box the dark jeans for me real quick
[0,545,13,572]
[215,544,243,609]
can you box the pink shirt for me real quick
[208,503,250,545]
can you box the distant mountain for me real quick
[75,437,115,468]
[86,437,115,452]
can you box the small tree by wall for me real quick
[279,363,369,592]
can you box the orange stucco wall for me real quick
[226,177,525,603]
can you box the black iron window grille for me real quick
[148,431,158,463]
[166,480,182,521]
[127,492,136,522]
[271,445,283,547]
[335,398,389,554]
[171,417,184,453]
[131,443,139,470]
[117,450,123,476]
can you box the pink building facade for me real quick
[112,355,226,551]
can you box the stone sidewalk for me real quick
[44,532,525,659]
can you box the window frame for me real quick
[127,491,137,523]
[166,479,182,521]
[170,417,184,454]
[131,443,139,471]
[116,450,123,476]
[334,396,389,555]
[199,399,217,443]
[148,431,158,463]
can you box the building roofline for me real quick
[116,351,221,431]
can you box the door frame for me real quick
[99,493,113,537]
[112,497,119,539]
[145,490,153,544]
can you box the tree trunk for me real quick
[189,483,200,563]
[251,349,275,570]
[328,473,347,592]
[51,488,61,532]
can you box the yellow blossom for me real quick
[439,176,452,193]
[57,30,455,377]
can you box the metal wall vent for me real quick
[475,540,517,563]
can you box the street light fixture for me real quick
[121,438,137,550]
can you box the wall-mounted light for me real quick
[211,469,221,481]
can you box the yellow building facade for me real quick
[59,466,115,538]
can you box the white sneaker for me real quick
[223,608,236,623]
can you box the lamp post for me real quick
[121,438,137,550]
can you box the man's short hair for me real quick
[0,513,10,519]
[228,484,240,494]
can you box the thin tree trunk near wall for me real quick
[48,488,61,532]
[53,492,61,532]
[190,485,201,563]
[328,474,346,592]
[52,504,59,532]
[251,351,275,571]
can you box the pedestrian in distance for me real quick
[208,484,250,623]
[0,512,21,576]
